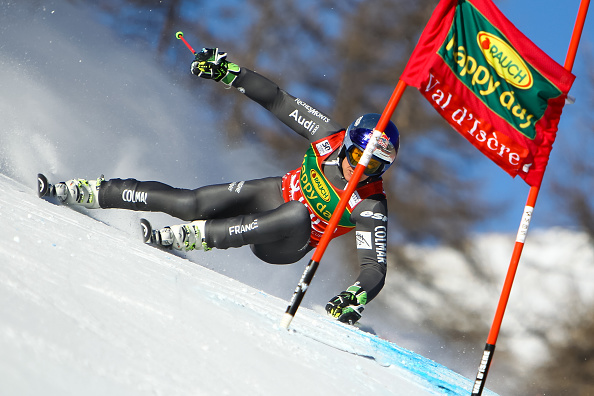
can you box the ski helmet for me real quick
[343,113,400,176]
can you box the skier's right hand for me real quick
[325,284,367,325]
[191,48,240,86]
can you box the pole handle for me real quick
[175,31,197,55]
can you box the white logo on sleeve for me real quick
[355,231,372,249]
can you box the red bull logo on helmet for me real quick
[373,132,394,163]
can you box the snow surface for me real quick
[0,174,499,396]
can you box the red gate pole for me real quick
[472,1,590,394]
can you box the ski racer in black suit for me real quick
[46,48,400,325]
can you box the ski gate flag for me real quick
[401,0,575,187]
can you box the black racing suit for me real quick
[98,68,389,302]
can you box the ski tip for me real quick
[140,218,152,243]
[37,173,49,198]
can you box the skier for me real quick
[40,48,400,325]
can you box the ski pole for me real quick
[176,31,197,55]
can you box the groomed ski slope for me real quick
[0,174,498,396]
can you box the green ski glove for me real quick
[191,48,240,86]
[325,284,368,325]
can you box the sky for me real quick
[498,0,591,64]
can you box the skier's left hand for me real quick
[190,48,240,86]
[325,284,367,325]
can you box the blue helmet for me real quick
[343,113,400,176]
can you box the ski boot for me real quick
[141,218,210,251]
[38,173,103,209]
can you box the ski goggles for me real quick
[346,145,384,176]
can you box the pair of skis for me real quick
[37,173,159,247]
